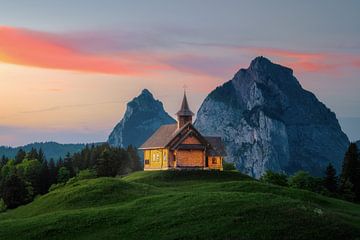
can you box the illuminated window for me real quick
[153,152,160,162]
[212,157,217,164]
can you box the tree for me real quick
[16,159,42,195]
[260,170,288,187]
[48,158,57,186]
[1,175,31,209]
[57,167,70,183]
[26,148,39,160]
[341,143,360,201]
[1,160,16,180]
[15,149,26,164]
[1,155,8,167]
[127,145,142,171]
[96,149,119,177]
[323,163,338,194]
[37,148,45,163]
[39,160,51,194]
[63,153,75,178]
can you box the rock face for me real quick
[195,56,349,178]
[108,89,176,148]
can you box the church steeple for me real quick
[176,90,194,128]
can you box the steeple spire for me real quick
[176,90,194,128]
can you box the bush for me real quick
[67,169,97,185]
[223,161,236,171]
[77,169,97,180]
[49,183,65,192]
[0,198,6,212]
[260,170,288,186]
[289,171,324,193]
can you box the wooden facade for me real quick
[139,92,226,171]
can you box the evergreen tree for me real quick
[96,149,120,177]
[127,145,142,171]
[27,147,39,160]
[57,167,70,183]
[39,160,51,194]
[14,149,26,164]
[1,174,30,209]
[0,155,8,168]
[323,163,338,194]
[341,143,360,201]
[48,158,57,186]
[63,153,75,177]
[38,148,46,163]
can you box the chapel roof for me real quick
[176,91,194,117]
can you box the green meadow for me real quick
[0,170,359,240]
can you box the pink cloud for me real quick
[0,26,169,76]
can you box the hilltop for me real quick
[0,171,359,239]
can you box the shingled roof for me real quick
[139,124,178,149]
[139,122,227,157]
[204,136,227,156]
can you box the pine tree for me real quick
[27,148,39,160]
[340,143,360,201]
[1,174,30,209]
[127,145,142,171]
[323,163,338,194]
[38,148,45,163]
[39,160,50,194]
[14,149,26,164]
[48,158,57,186]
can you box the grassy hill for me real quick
[0,170,359,239]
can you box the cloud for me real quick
[1,26,360,78]
[0,26,169,76]
[179,41,360,75]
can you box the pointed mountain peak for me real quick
[250,56,272,68]
[140,88,153,97]
[248,56,293,75]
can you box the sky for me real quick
[0,0,360,146]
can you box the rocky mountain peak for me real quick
[108,89,176,148]
[195,56,349,178]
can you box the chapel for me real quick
[139,91,226,170]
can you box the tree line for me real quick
[260,142,360,202]
[0,144,142,210]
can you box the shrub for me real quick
[260,170,288,186]
[289,171,324,193]
[223,161,236,171]
[67,169,97,185]
[49,183,65,192]
[0,198,6,212]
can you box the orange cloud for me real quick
[0,26,168,76]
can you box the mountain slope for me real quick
[0,142,87,161]
[195,56,349,178]
[0,171,359,240]
[108,89,176,148]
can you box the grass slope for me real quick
[0,170,359,240]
